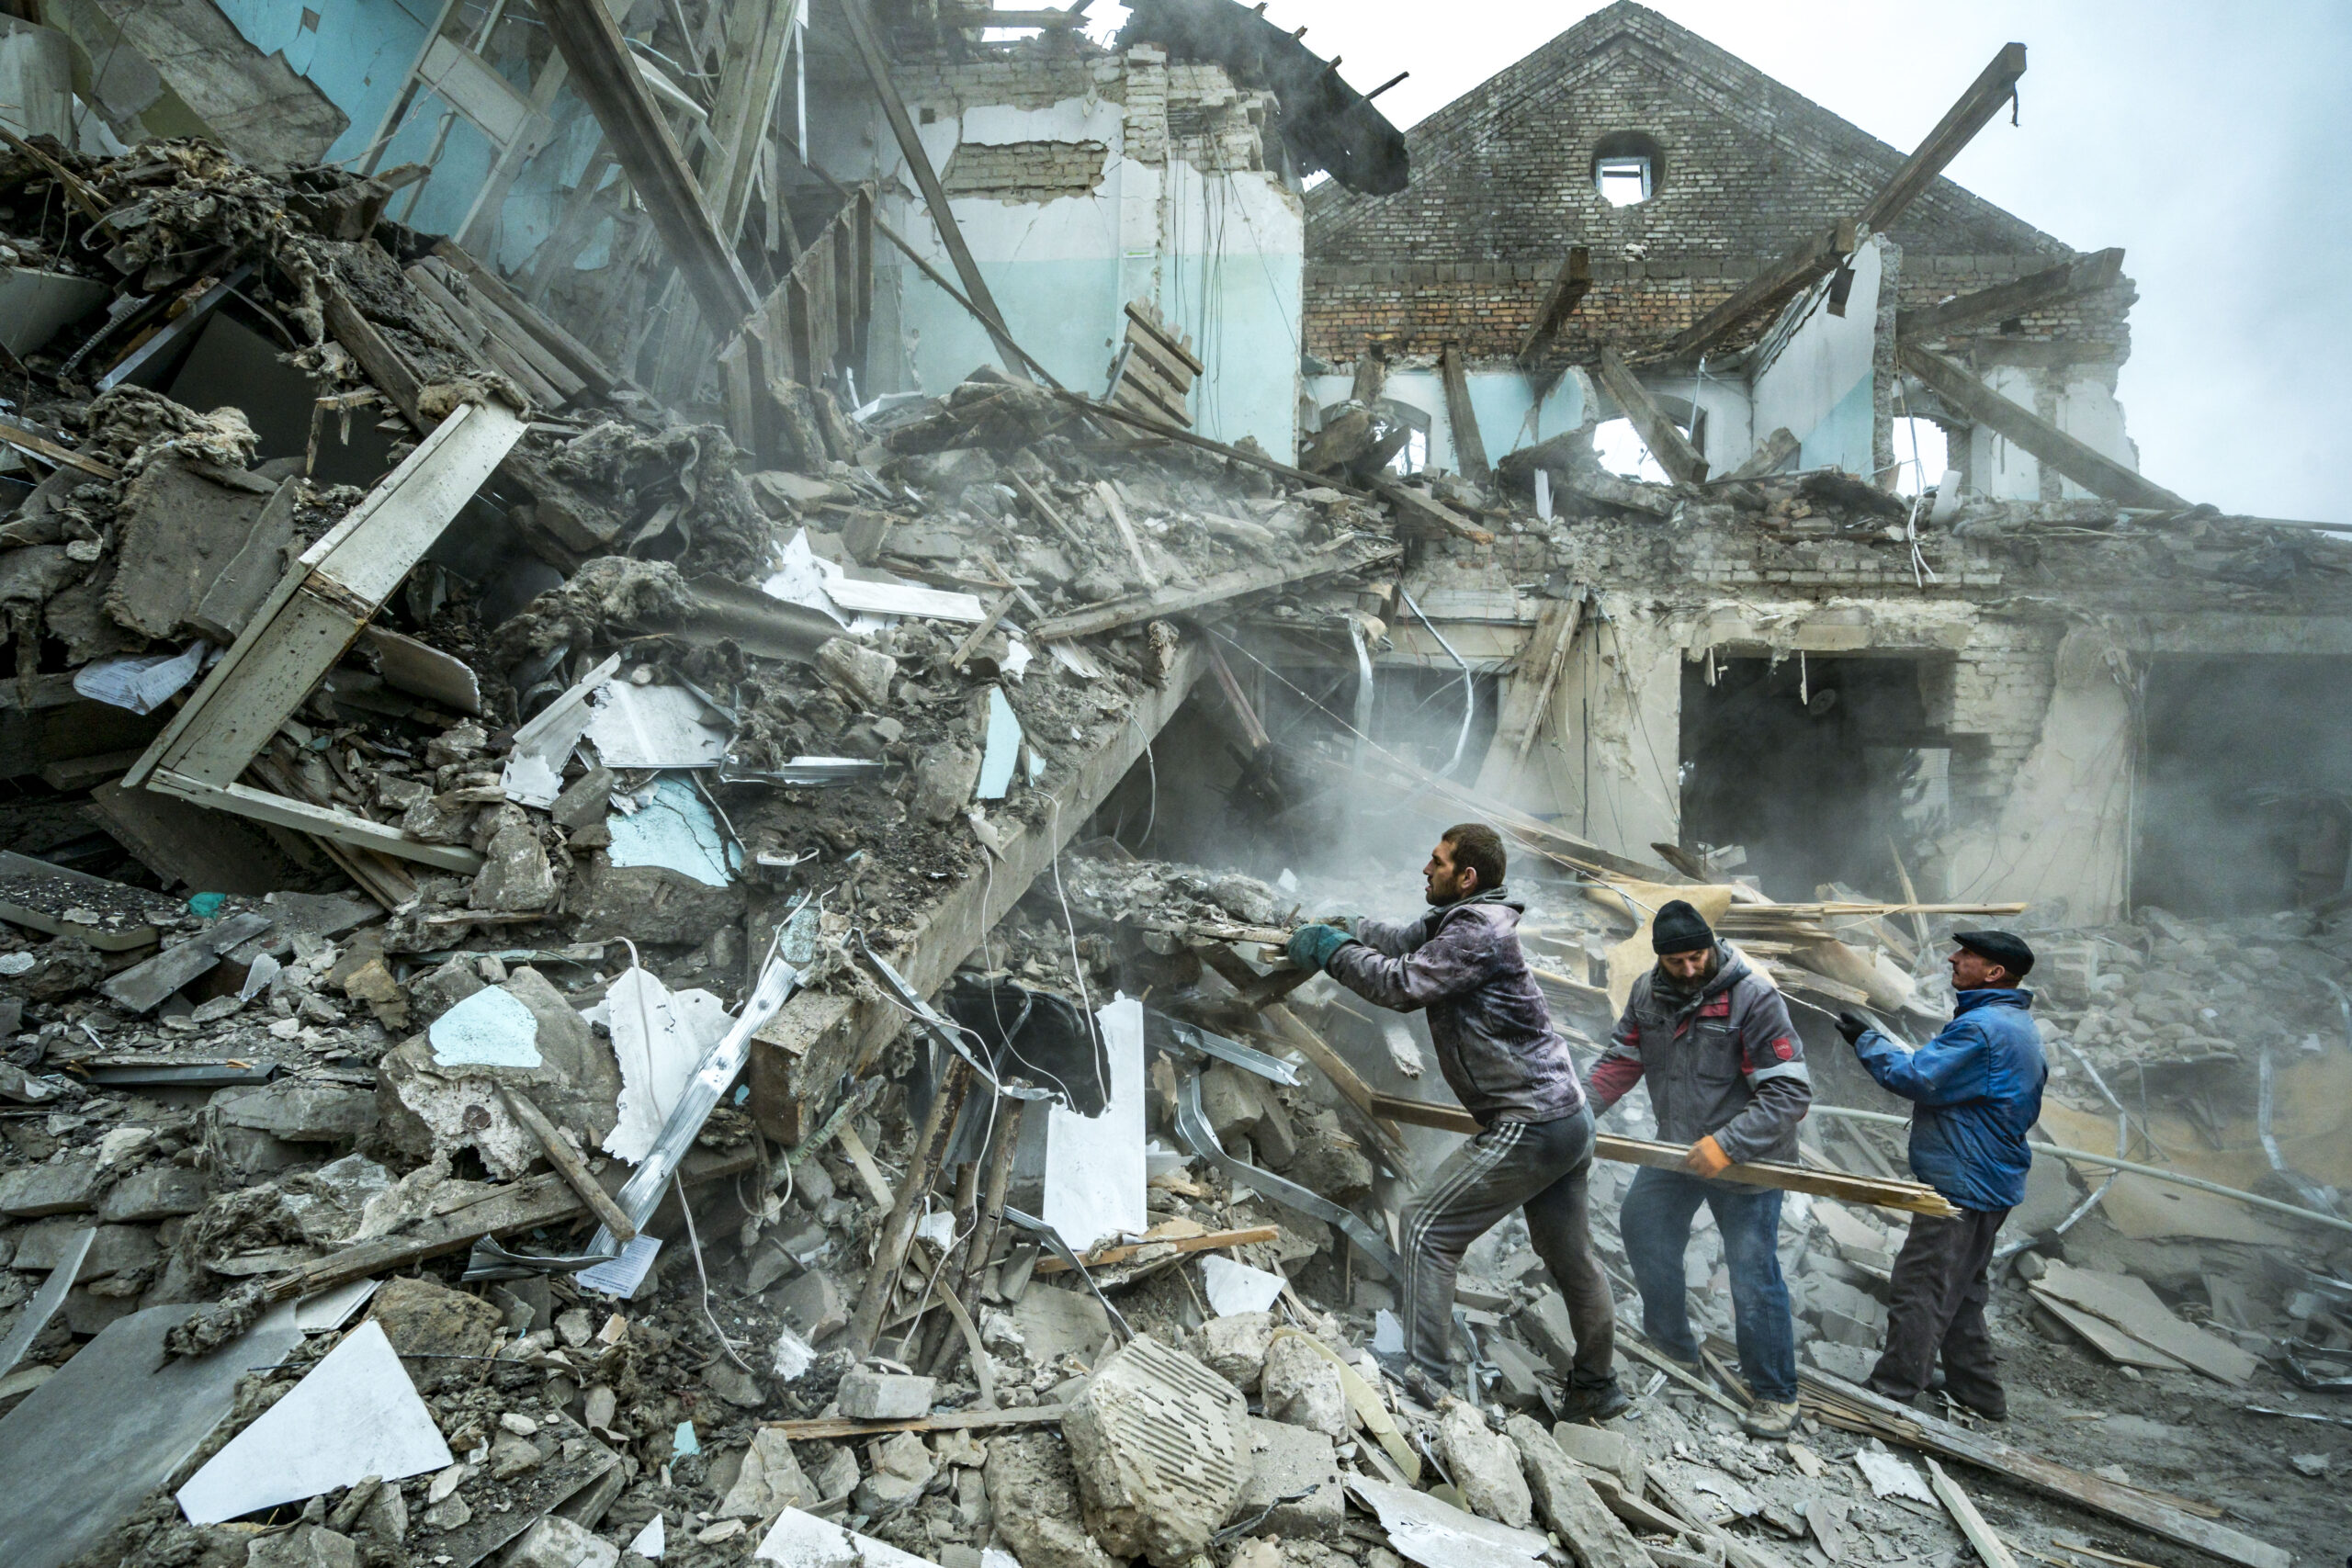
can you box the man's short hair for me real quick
[1442,823,1507,891]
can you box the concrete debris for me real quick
[0,14,2335,1568]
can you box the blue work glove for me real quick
[1285,921,1354,974]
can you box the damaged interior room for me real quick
[0,1,2346,1566]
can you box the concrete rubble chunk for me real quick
[1260,1329,1347,1439]
[1506,1415,1649,1568]
[1061,1334,1251,1565]
[837,1368,934,1419]
[1549,1421,1643,1496]
[1195,1309,1272,1391]
[0,1159,104,1217]
[506,1516,620,1568]
[1438,1400,1532,1529]
[855,1428,937,1515]
[721,1428,815,1519]
[246,1524,361,1568]
[214,1079,379,1145]
[816,636,899,709]
[1239,1414,1345,1540]
[96,1164,207,1223]
[773,1269,847,1343]
[368,1274,503,1393]
[985,1432,1122,1568]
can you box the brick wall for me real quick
[1300,3,2091,367]
[941,140,1111,199]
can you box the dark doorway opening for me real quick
[2134,656,2352,915]
[1679,654,1949,900]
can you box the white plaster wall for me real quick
[1966,365,2140,502]
[1939,626,2134,923]
[1526,595,1682,858]
[1747,234,1885,477]
[1306,367,1590,475]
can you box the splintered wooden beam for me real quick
[1655,220,1854,362]
[1857,43,2028,231]
[1897,247,2126,340]
[1439,344,1491,483]
[1595,347,1708,484]
[537,0,760,338]
[1025,534,1402,641]
[1900,343,2188,510]
[1516,246,1591,366]
[839,0,1035,383]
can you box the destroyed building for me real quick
[0,3,2346,1568]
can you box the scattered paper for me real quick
[773,1325,815,1382]
[1854,1448,1937,1505]
[73,642,206,715]
[1201,1254,1285,1316]
[176,1320,452,1524]
[754,1507,937,1568]
[426,986,542,1069]
[580,1234,662,1298]
[630,1514,667,1559]
[596,965,731,1164]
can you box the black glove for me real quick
[1835,1010,1872,1045]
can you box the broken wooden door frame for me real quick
[122,400,528,873]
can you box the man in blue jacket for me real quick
[1836,930,2045,1421]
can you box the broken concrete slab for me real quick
[854,1428,937,1513]
[1549,1421,1643,1497]
[213,1077,379,1145]
[1195,1308,1272,1391]
[177,1319,453,1523]
[14,1217,153,1280]
[754,1507,935,1568]
[719,1427,815,1519]
[368,1273,504,1393]
[0,1157,103,1216]
[0,1224,89,1379]
[377,966,623,1179]
[1062,1334,1250,1565]
[506,1517,619,1568]
[1439,1399,1532,1529]
[984,1432,1123,1568]
[1240,1414,1344,1540]
[1505,1416,1648,1568]
[1011,1281,1113,1365]
[104,455,288,642]
[0,1301,305,1568]
[85,779,298,896]
[1347,1476,1551,1568]
[98,909,273,1012]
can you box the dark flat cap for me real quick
[1652,899,1716,954]
[1954,930,2034,978]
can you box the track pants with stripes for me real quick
[1398,1105,1616,1387]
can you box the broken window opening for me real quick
[2135,656,2352,915]
[1592,415,1673,484]
[1679,653,1950,900]
[1595,156,1652,207]
[1388,426,1429,476]
[1894,416,1949,498]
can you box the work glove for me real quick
[1285,921,1354,975]
[1683,1134,1732,1179]
[1835,1010,1873,1045]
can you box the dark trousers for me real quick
[1400,1107,1616,1388]
[1621,1167,1797,1401]
[1869,1205,2010,1415]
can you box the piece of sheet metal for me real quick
[1001,1205,1133,1342]
[1173,1066,1402,1279]
[855,932,1060,1103]
[1156,1013,1299,1085]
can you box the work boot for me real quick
[1740,1398,1802,1440]
[1371,1348,1451,1411]
[1558,1379,1633,1424]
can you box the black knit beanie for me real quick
[1651,899,1715,955]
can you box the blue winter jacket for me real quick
[1853,988,2045,1213]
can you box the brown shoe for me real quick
[1740,1399,1801,1440]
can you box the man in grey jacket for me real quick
[1588,898,1812,1438]
[1286,823,1623,1419]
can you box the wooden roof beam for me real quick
[1654,42,2025,362]
[1516,245,1591,367]
[1596,346,1708,485]
[1900,342,2186,511]
[538,0,761,338]
[840,0,1036,383]
[1897,246,2125,340]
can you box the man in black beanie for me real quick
[1587,898,1813,1438]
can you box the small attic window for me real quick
[1591,131,1664,207]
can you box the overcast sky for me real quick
[1091,2,2352,519]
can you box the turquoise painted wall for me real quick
[1799,371,1876,477]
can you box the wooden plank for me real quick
[838,0,1033,383]
[150,774,486,872]
[1798,1369,2286,1568]
[1898,248,2125,340]
[537,0,760,338]
[1035,1224,1278,1274]
[1372,477,1493,545]
[1655,221,1852,361]
[499,1085,638,1242]
[1596,347,1708,483]
[1857,44,2028,231]
[1120,326,1198,398]
[705,0,798,242]
[1093,479,1161,588]
[1124,299,1204,374]
[430,240,618,395]
[0,415,115,479]
[763,1404,1072,1442]
[1725,426,1801,481]
[2030,1262,2257,1383]
[1476,596,1580,792]
[1900,343,2188,510]
[1027,535,1401,641]
[1515,247,1591,366]
[1440,344,1490,482]
[1050,389,1370,495]
[321,276,426,426]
